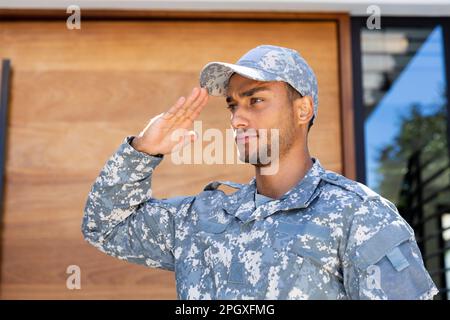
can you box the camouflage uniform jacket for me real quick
[82,136,438,300]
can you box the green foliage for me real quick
[375,100,448,205]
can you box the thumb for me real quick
[172,130,197,153]
[187,130,198,142]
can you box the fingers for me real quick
[171,129,197,153]
[162,96,186,120]
[180,88,208,121]
[161,87,208,134]
[184,87,202,110]
[193,88,209,112]
[174,87,201,119]
[173,87,208,127]
[163,87,204,122]
[184,90,208,123]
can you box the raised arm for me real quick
[82,87,209,270]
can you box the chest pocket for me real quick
[197,219,230,233]
[276,222,340,276]
[271,221,344,299]
[195,207,234,233]
[197,215,239,298]
[195,210,234,263]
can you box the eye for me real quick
[250,97,263,105]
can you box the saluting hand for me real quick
[131,87,209,156]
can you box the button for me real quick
[326,172,338,180]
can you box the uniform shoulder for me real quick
[320,171,411,239]
[320,170,380,202]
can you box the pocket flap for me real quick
[197,219,229,233]
[277,221,331,239]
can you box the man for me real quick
[82,45,438,300]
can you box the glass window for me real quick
[359,24,450,299]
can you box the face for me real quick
[226,73,299,165]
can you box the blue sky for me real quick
[364,25,447,191]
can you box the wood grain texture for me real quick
[337,15,357,180]
[0,18,342,299]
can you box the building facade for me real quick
[0,1,449,299]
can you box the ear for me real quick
[294,96,314,125]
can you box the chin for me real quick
[239,151,272,166]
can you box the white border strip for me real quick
[0,0,449,17]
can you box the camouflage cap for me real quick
[199,44,319,118]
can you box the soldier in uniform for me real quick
[82,45,438,299]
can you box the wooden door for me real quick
[0,15,344,299]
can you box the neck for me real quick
[255,142,313,199]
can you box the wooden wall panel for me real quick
[0,19,341,299]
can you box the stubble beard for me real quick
[238,111,297,167]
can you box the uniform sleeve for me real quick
[81,136,194,271]
[341,197,439,300]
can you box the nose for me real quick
[230,106,250,130]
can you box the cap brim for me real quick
[199,62,279,96]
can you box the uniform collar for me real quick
[224,158,325,223]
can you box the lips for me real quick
[236,133,258,143]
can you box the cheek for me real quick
[268,103,294,129]
[258,102,282,121]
